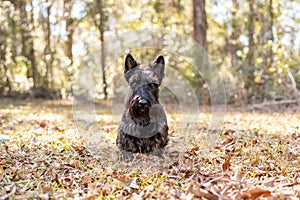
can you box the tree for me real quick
[14,0,39,89]
[27,0,38,89]
[63,0,76,95]
[193,0,208,48]
[96,0,108,99]
[42,0,54,90]
[226,0,240,69]
[245,0,255,104]
[192,0,209,103]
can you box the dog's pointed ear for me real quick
[125,54,138,73]
[155,55,165,66]
[153,55,165,84]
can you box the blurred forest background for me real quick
[0,0,299,105]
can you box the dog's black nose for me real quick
[138,99,148,107]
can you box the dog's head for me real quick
[124,54,165,126]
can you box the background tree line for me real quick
[0,0,299,105]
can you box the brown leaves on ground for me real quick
[240,188,271,199]
[222,154,231,171]
[111,172,132,185]
[0,99,300,199]
[72,144,86,153]
[188,184,219,200]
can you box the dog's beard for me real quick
[129,102,151,127]
[122,104,167,138]
[132,109,150,127]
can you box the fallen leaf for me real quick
[252,139,258,145]
[83,195,97,200]
[221,138,234,146]
[0,159,7,165]
[80,175,93,186]
[99,184,112,196]
[64,177,71,182]
[240,188,271,199]
[69,160,80,168]
[53,126,65,133]
[255,155,260,162]
[282,181,300,187]
[214,146,221,150]
[72,145,85,153]
[129,178,140,189]
[188,185,218,200]
[111,172,131,185]
[39,121,47,128]
[222,154,231,171]
[33,171,40,178]
[41,185,52,193]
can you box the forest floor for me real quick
[0,98,300,199]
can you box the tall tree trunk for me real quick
[193,0,208,48]
[63,0,75,95]
[28,37,38,89]
[0,45,12,93]
[3,66,12,94]
[245,0,255,104]
[226,0,248,105]
[44,1,53,89]
[267,0,274,69]
[0,45,6,77]
[64,0,74,63]
[192,0,208,103]
[260,0,274,101]
[29,0,38,89]
[18,0,38,89]
[229,0,239,68]
[96,0,108,99]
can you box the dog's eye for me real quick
[149,83,158,88]
[131,81,140,88]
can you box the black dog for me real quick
[116,54,169,153]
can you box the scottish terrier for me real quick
[116,54,169,153]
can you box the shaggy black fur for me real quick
[116,54,169,153]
